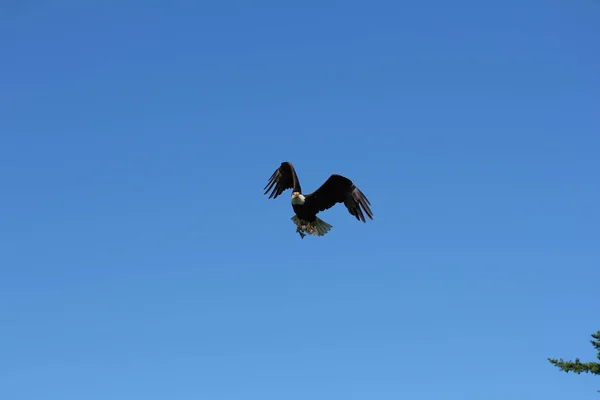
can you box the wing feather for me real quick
[304,174,373,222]
[263,161,301,199]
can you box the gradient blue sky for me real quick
[1,1,599,399]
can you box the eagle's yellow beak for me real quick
[292,192,299,197]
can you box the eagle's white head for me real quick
[291,191,306,205]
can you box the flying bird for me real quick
[263,161,373,238]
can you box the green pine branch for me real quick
[548,331,600,392]
[548,357,600,375]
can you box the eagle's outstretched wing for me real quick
[263,161,302,199]
[304,174,373,222]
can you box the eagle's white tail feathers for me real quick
[310,217,333,236]
[291,215,333,237]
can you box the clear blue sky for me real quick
[1,1,599,399]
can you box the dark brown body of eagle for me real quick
[263,161,373,238]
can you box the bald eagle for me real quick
[264,161,373,238]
